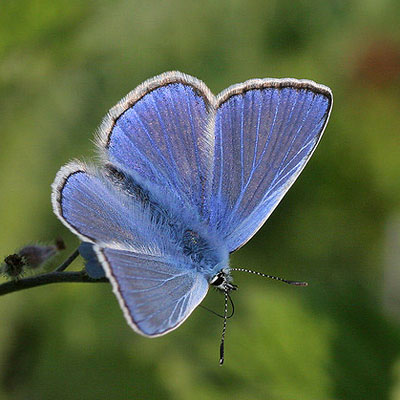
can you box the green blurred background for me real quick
[1,0,400,399]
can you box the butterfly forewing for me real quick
[209,81,332,252]
[97,72,216,219]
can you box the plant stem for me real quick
[0,270,108,297]
[56,248,80,271]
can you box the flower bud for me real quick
[1,238,66,279]
[2,254,25,279]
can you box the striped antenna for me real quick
[219,287,229,366]
[230,268,308,286]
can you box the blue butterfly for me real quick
[52,71,332,363]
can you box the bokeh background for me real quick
[1,1,400,399]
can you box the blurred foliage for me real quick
[1,0,400,399]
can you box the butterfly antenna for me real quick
[230,268,308,286]
[219,287,229,366]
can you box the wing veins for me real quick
[134,278,188,323]
[240,96,245,190]
[268,93,316,190]
[117,124,173,186]
[150,94,180,185]
[185,86,203,195]
[265,134,318,196]
[234,91,312,224]
[225,88,293,226]
[130,107,185,198]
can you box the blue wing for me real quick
[96,71,215,218]
[52,161,209,335]
[95,247,208,336]
[208,79,332,252]
[51,161,179,256]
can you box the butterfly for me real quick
[52,71,332,364]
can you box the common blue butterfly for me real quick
[52,72,332,363]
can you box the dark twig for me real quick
[55,247,80,271]
[0,270,108,297]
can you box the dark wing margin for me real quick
[52,161,99,244]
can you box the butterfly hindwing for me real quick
[209,80,332,251]
[53,162,209,334]
[95,247,209,336]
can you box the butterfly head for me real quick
[210,269,237,292]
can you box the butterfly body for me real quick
[104,163,230,281]
[52,71,332,338]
